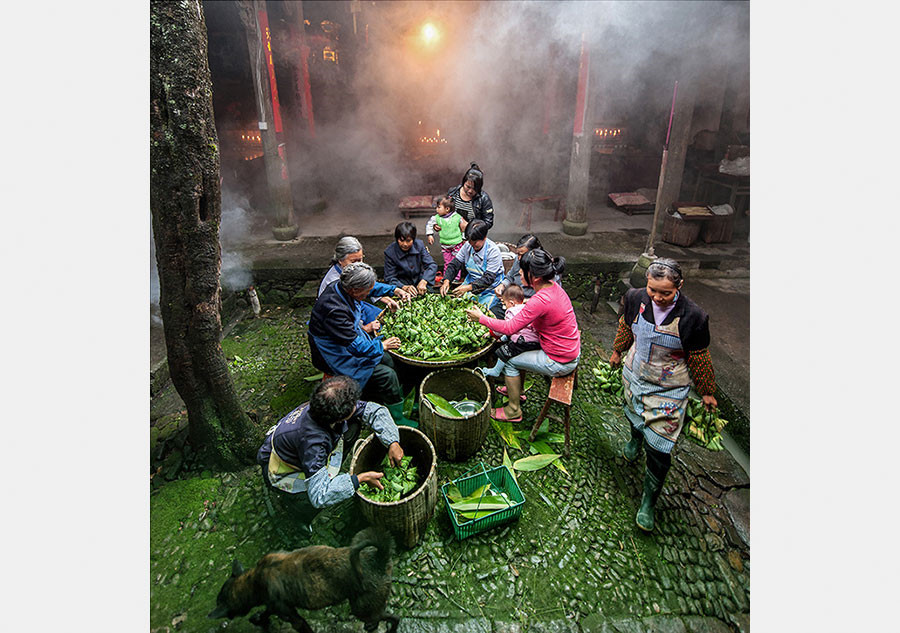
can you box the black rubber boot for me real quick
[623,424,644,463]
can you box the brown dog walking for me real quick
[208,527,399,633]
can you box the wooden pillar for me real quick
[239,0,297,240]
[562,33,591,236]
[650,81,695,247]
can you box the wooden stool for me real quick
[528,370,577,457]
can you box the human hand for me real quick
[380,296,399,312]
[702,394,718,410]
[427,235,434,245]
[494,284,505,297]
[417,279,428,295]
[433,223,441,232]
[388,442,404,466]
[459,219,469,231]
[357,471,385,490]
[401,285,417,298]
[394,287,411,302]
[452,284,472,297]
[609,350,622,367]
[362,320,381,335]
[382,336,401,350]
[465,306,485,322]
[440,281,450,297]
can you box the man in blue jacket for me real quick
[308,262,414,426]
[257,375,405,533]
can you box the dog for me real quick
[208,527,399,633]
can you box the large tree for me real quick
[151,0,257,469]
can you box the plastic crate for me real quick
[441,463,525,540]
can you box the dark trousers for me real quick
[260,465,321,525]
[362,353,403,404]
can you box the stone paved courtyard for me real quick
[150,300,749,633]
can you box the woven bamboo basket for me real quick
[349,426,438,548]
[419,368,491,461]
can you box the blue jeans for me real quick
[501,349,579,378]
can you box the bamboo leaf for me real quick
[302,372,324,382]
[457,509,499,522]
[530,441,570,475]
[402,387,416,418]
[513,454,561,471]
[445,484,463,503]
[425,393,463,418]
[450,499,511,512]
[492,419,522,450]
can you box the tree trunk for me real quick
[150,0,258,469]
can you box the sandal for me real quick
[495,386,526,402]
[491,407,523,422]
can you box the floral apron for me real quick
[621,301,691,454]
[464,247,501,310]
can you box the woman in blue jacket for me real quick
[383,222,437,297]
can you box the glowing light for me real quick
[421,22,439,45]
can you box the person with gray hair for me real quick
[609,257,718,532]
[308,262,414,427]
[310,236,410,376]
[256,375,406,532]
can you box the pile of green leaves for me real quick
[591,358,624,404]
[359,455,419,502]
[379,294,490,361]
[446,482,514,523]
[684,397,729,451]
[493,419,566,474]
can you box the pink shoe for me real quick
[491,407,523,422]
[496,386,526,402]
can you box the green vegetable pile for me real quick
[445,482,514,523]
[379,294,490,361]
[684,397,729,451]
[591,358,624,404]
[358,455,419,502]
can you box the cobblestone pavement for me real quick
[150,301,749,633]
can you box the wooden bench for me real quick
[518,195,566,231]
[398,194,440,220]
[528,370,577,457]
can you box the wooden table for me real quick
[692,164,750,215]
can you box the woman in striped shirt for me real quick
[446,162,495,230]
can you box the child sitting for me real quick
[425,195,467,283]
[480,284,541,378]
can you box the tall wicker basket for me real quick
[419,368,492,461]
[350,426,438,548]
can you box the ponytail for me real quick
[520,249,561,284]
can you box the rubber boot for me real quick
[636,469,664,531]
[386,401,418,429]
[623,425,644,463]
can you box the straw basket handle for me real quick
[352,438,366,461]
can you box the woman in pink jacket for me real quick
[465,249,580,421]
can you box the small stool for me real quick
[529,370,577,457]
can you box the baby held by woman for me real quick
[481,284,540,378]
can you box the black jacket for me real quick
[447,184,495,229]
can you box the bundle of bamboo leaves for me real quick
[359,454,418,502]
[379,293,489,360]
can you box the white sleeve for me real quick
[425,215,437,235]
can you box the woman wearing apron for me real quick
[439,220,504,311]
[609,258,718,532]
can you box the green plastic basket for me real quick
[441,462,525,540]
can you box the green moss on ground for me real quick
[150,306,749,631]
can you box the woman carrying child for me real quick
[425,195,467,283]
[465,249,580,422]
[479,284,541,383]
[439,220,505,311]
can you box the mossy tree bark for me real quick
[150,0,258,469]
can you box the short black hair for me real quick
[465,219,489,242]
[309,376,361,426]
[516,234,542,251]
[460,162,484,194]
[395,221,417,241]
